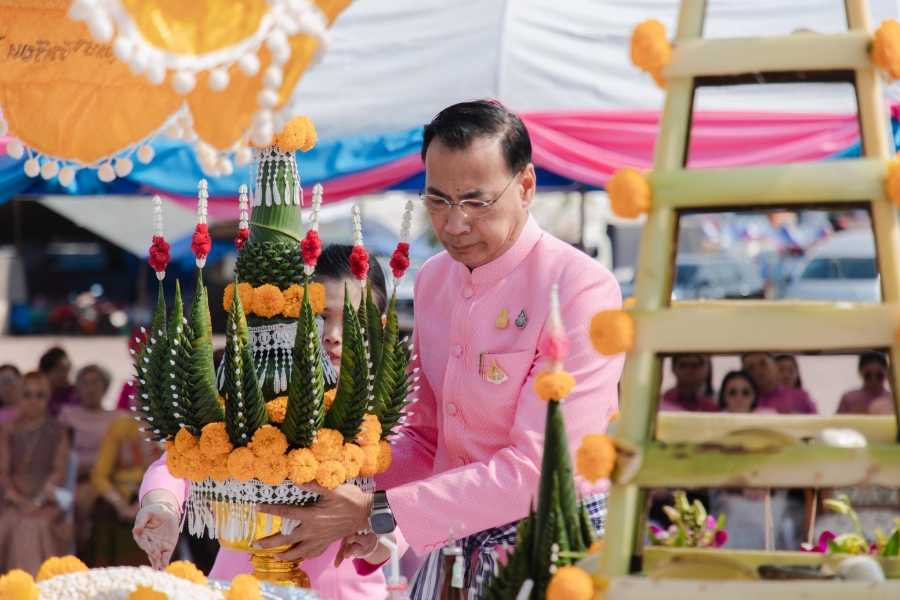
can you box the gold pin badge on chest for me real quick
[496,308,509,328]
[485,358,508,385]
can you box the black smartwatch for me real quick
[368,490,396,534]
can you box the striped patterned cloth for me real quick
[407,493,607,600]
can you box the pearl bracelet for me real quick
[154,500,181,517]
[357,537,380,560]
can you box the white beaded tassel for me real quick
[304,183,323,277]
[238,184,249,230]
[351,204,366,288]
[196,179,209,268]
[152,195,165,281]
[394,200,415,288]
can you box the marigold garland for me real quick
[225,574,264,600]
[280,284,304,318]
[0,569,38,600]
[358,443,380,477]
[533,371,577,402]
[323,388,337,413]
[199,422,233,458]
[310,428,344,462]
[287,447,319,484]
[256,453,289,485]
[630,19,671,88]
[356,413,382,447]
[607,168,651,219]
[545,565,594,600]
[376,439,393,473]
[251,283,285,318]
[164,561,207,586]
[249,425,289,458]
[226,447,257,482]
[274,116,318,153]
[36,556,89,582]
[126,587,168,600]
[316,460,348,490]
[265,397,288,424]
[885,157,900,208]
[166,450,188,479]
[873,19,900,81]
[206,456,231,482]
[223,282,254,313]
[340,443,366,479]
[181,445,208,483]
[589,310,635,356]
[174,427,199,454]
[576,433,617,483]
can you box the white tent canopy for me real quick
[293,0,900,139]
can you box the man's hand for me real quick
[255,481,372,561]
[133,503,179,570]
[334,533,378,568]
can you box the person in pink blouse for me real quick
[837,352,892,415]
[742,352,818,414]
[254,100,623,598]
[659,354,717,412]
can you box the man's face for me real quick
[423,137,535,268]
[742,353,777,391]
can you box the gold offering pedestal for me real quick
[212,500,310,588]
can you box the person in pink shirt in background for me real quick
[255,100,623,599]
[742,352,818,414]
[0,365,21,424]
[659,354,717,412]
[837,352,892,415]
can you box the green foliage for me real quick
[372,292,399,421]
[380,327,414,440]
[880,528,900,557]
[364,283,384,377]
[323,282,371,441]
[646,491,725,548]
[479,510,535,600]
[222,278,268,446]
[283,282,325,448]
[182,271,225,430]
[136,283,178,440]
[234,241,305,289]
[161,282,194,433]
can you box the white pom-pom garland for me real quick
[40,161,59,180]
[114,157,133,177]
[97,163,116,182]
[208,68,230,91]
[239,53,261,77]
[145,63,167,85]
[234,147,253,167]
[137,145,155,164]
[262,65,283,90]
[6,141,24,160]
[24,158,40,178]
[58,166,76,187]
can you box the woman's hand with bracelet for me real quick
[132,490,181,570]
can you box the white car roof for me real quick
[804,229,875,260]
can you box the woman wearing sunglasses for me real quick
[837,352,892,415]
[718,370,760,413]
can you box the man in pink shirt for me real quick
[742,352,818,414]
[256,100,624,597]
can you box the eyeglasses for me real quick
[420,169,521,217]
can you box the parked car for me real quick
[784,229,880,302]
[671,254,765,301]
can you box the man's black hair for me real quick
[315,244,388,315]
[39,347,68,373]
[859,351,888,371]
[421,99,532,175]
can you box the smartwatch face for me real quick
[370,511,395,534]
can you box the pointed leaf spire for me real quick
[183,270,224,429]
[283,282,325,448]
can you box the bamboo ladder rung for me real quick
[661,31,872,78]
[650,159,889,210]
[655,413,898,444]
[632,301,900,354]
[625,443,900,488]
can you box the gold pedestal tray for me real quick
[212,500,310,588]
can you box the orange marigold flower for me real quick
[167,450,188,479]
[587,540,603,555]
[355,413,382,447]
[308,282,327,314]
[181,446,208,482]
[340,443,366,479]
[165,561,207,586]
[886,157,900,208]
[609,411,620,423]
[36,556,88,582]
[316,460,347,490]
[227,447,257,482]
[533,371,576,402]
[323,388,337,413]
[266,397,288,424]
[165,439,176,455]
[200,421,233,458]
[251,283,285,319]
[256,453,289,485]
[622,297,636,309]
[310,428,344,462]
[576,433,617,483]
[358,443,380,477]
[0,569,38,600]
[281,284,304,318]
[546,565,594,600]
[174,427,199,454]
[126,586,168,600]
[607,168,651,219]
[206,456,231,482]
[873,19,900,81]
[223,282,254,313]
[589,310,635,356]
[249,424,289,458]
[225,574,263,600]
[275,116,317,153]
[376,440,393,474]
[287,448,319,485]
[630,19,671,88]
